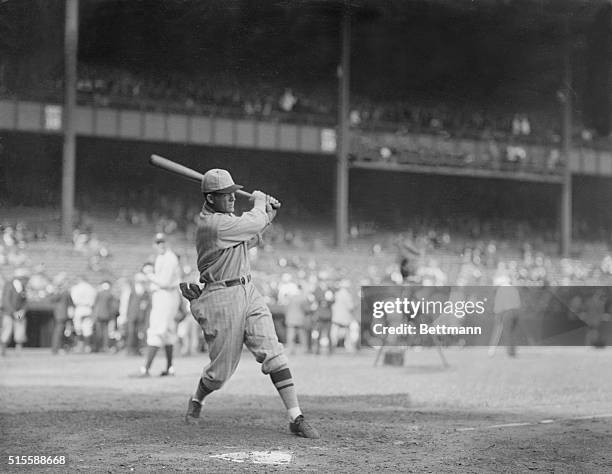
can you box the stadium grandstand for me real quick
[0,0,611,348]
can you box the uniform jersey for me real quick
[70,281,97,338]
[151,250,182,290]
[70,281,97,318]
[196,202,268,283]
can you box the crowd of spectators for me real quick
[1,209,612,355]
[4,64,610,150]
[0,222,48,268]
[115,193,202,242]
[110,186,612,254]
[0,225,203,356]
[350,131,566,174]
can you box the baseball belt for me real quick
[214,274,252,287]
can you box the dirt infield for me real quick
[1,347,611,472]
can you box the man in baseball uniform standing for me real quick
[134,233,182,376]
[0,267,29,356]
[180,168,319,439]
[70,275,97,353]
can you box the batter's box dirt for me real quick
[1,406,611,472]
[2,349,612,471]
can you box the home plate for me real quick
[210,450,293,465]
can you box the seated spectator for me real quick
[279,88,297,112]
[3,227,16,248]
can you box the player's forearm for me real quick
[216,208,270,245]
[247,233,262,249]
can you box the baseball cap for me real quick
[154,233,166,243]
[201,168,243,194]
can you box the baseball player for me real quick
[0,268,29,356]
[70,275,97,353]
[133,234,182,376]
[180,168,319,439]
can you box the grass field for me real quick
[1,347,611,473]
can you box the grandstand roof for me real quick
[3,0,610,113]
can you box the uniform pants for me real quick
[330,322,349,350]
[177,316,202,356]
[1,314,27,345]
[189,281,287,391]
[147,290,180,348]
[73,312,94,338]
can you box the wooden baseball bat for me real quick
[149,154,253,199]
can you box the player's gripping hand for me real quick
[265,203,277,222]
[266,195,281,209]
[179,282,202,301]
[251,190,267,206]
[251,191,281,209]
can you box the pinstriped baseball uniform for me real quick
[147,249,182,348]
[189,200,288,391]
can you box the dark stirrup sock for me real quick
[194,378,214,403]
[270,368,301,420]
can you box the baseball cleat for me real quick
[129,367,151,378]
[185,397,202,425]
[160,366,175,377]
[289,415,320,439]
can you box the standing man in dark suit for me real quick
[126,272,151,356]
[50,273,73,355]
[92,280,118,353]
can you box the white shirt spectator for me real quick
[71,280,97,319]
[117,278,133,327]
[279,88,297,112]
[520,115,531,135]
[277,275,299,307]
[332,283,354,327]
[506,146,527,163]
